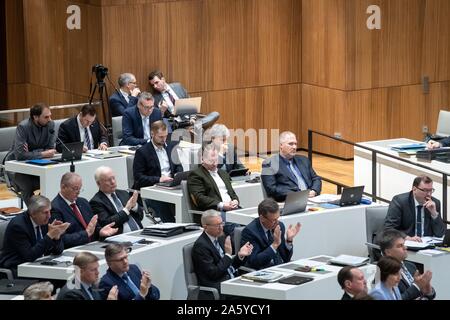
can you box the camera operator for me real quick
[109,73,141,117]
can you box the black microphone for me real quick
[50,129,75,173]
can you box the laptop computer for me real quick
[328,186,365,207]
[155,171,190,189]
[280,190,309,216]
[52,141,84,162]
[228,168,249,177]
[174,97,201,116]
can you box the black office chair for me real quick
[365,206,389,262]
[1,151,24,208]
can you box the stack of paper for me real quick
[328,255,369,267]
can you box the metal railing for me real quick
[308,129,449,221]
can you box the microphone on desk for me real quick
[49,129,76,173]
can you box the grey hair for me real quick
[204,124,230,142]
[118,73,135,87]
[279,131,296,144]
[23,282,54,300]
[60,172,81,187]
[28,195,51,214]
[201,209,221,225]
[138,91,154,105]
[94,166,112,183]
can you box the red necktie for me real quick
[70,203,87,229]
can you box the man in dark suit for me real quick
[379,229,436,300]
[121,92,162,146]
[192,210,253,299]
[427,136,450,149]
[148,70,189,117]
[57,251,118,300]
[337,266,369,300]
[8,103,57,205]
[56,104,108,153]
[90,166,143,233]
[261,131,322,202]
[384,175,446,241]
[99,243,160,300]
[133,120,182,222]
[0,195,69,274]
[51,172,118,249]
[108,73,140,117]
[240,199,301,270]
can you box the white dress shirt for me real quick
[120,89,130,104]
[152,141,171,176]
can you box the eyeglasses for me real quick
[416,187,435,194]
[109,255,128,263]
[140,105,154,110]
[67,185,83,192]
[207,222,225,228]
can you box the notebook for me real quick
[280,190,309,216]
[328,186,364,207]
[278,275,314,285]
[155,171,190,189]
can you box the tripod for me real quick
[89,75,114,146]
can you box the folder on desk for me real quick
[25,159,58,166]
[141,223,198,237]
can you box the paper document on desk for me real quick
[417,249,446,256]
[105,234,145,244]
[241,270,284,283]
[404,240,435,250]
[51,256,74,263]
[86,149,104,155]
[421,236,444,245]
[309,194,340,204]
[329,255,369,267]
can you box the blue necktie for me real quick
[36,226,42,241]
[111,193,139,231]
[214,240,235,278]
[288,161,308,190]
[122,273,140,297]
[416,205,423,237]
[401,264,414,285]
[84,127,92,150]
[267,230,273,243]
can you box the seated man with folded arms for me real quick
[240,198,301,270]
[99,243,160,300]
[108,73,141,117]
[192,210,253,299]
[51,172,118,249]
[121,92,162,146]
[0,195,69,275]
[261,131,321,202]
[7,103,57,205]
[57,251,118,300]
[57,103,108,153]
[337,266,369,300]
[90,166,143,234]
[379,229,436,300]
[383,175,446,242]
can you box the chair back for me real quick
[436,110,450,137]
[181,181,195,211]
[261,182,268,199]
[112,116,123,146]
[233,226,245,248]
[0,219,10,254]
[182,242,199,299]
[53,118,67,137]
[0,127,16,167]
[365,206,388,262]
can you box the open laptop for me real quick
[52,141,84,162]
[155,171,190,189]
[328,186,365,207]
[280,190,309,216]
[174,97,201,116]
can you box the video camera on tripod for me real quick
[92,64,108,82]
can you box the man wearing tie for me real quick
[99,243,160,300]
[261,131,322,202]
[0,195,69,274]
[148,70,189,117]
[240,199,301,270]
[57,252,118,300]
[108,73,141,117]
[56,104,108,153]
[121,92,162,146]
[90,166,143,233]
[51,172,118,249]
[384,175,446,241]
[192,210,253,299]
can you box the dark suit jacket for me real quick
[132,141,182,189]
[56,116,108,152]
[121,106,162,146]
[109,91,138,117]
[187,166,239,211]
[261,154,322,202]
[89,189,143,234]
[217,146,246,173]
[0,211,64,270]
[341,292,352,300]
[192,232,243,294]
[240,218,292,270]
[439,136,450,147]
[56,280,102,300]
[152,82,189,117]
[51,194,102,249]
[384,191,446,237]
[398,260,436,300]
[99,264,160,300]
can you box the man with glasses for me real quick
[99,243,160,300]
[384,175,446,241]
[192,210,253,299]
[109,73,141,117]
[121,91,162,146]
[241,198,301,270]
[51,172,118,248]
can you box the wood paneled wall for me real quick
[2,0,449,157]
